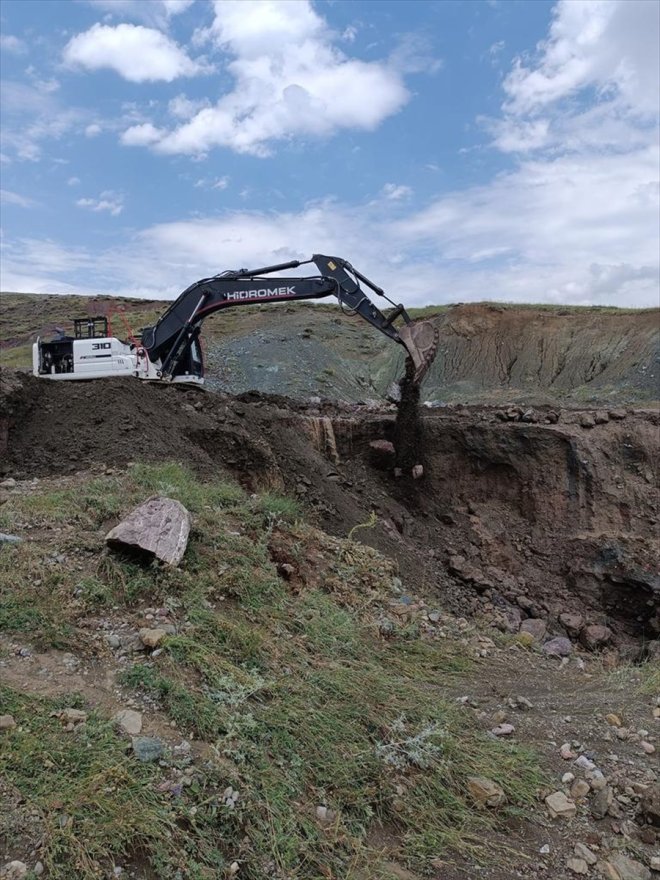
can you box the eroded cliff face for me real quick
[375,304,659,404]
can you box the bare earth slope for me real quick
[2,293,658,405]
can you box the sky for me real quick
[0,0,658,307]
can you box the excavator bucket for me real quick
[398,320,440,384]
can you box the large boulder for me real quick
[105,496,190,566]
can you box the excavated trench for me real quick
[2,371,658,655]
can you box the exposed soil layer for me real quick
[2,370,658,653]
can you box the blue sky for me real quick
[1,0,658,306]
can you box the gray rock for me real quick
[567,859,588,876]
[545,790,576,818]
[590,785,613,819]
[580,624,613,650]
[606,853,651,880]
[106,496,190,566]
[467,776,507,808]
[520,618,547,642]
[574,844,597,866]
[0,533,22,544]
[114,709,143,736]
[639,783,660,826]
[139,628,167,648]
[543,637,573,657]
[0,864,28,880]
[559,612,584,637]
[0,715,17,731]
[580,414,595,428]
[132,736,164,763]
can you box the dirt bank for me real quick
[2,371,658,652]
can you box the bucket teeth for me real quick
[398,321,440,384]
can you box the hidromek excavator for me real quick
[32,254,439,389]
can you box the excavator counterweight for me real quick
[32,254,439,392]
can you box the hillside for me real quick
[1,293,658,405]
[1,370,659,879]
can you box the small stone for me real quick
[574,844,597,866]
[0,533,22,544]
[57,708,87,725]
[641,741,656,755]
[0,715,17,731]
[575,755,596,771]
[0,863,28,880]
[0,478,16,487]
[114,709,143,736]
[139,628,167,649]
[559,612,585,637]
[606,853,651,880]
[540,844,550,855]
[567,859,589,875]
[563,772,576,784]
[131,736,164,763]
[571,779,591,800]
[608,409,627,419]
[315,805,336,824]
[639,784,660,826]
[591,786,613,819]
[580,624,613,650]
[545,790,577,819]
[580,414,595,428]
[412,464,424,479]
[491,723,515,737]
[520,618,547,642]
[467,776,507,808]
[561,743,578,760]
[515,695,534,710]
[605,713,622,727]
[649,857,660,873]
[594,411,609,424]
[33,864,44,877]
[590,770,607,791]
[229,863,240,876]
[543,637,573,657]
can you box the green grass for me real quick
[0,463,545,878]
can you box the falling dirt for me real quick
[392,358,425,476]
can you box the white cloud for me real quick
[494,0,659,154]
[85,123,102,138]
[0,80,84,162]
[86,0,193,27]
[168,93,210,119]
[64,23,208,83]
[504,0,658,116]
[0,34,26,54]
[0,189,37,208]
[120,123,164,146]
[122,0,409,156]
[76,191,124,216]
[381,183,413,201]
[67,176,81,186]
[194,176,230,190]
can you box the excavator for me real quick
[32,254,439,389]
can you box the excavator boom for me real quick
[33,254,439,389]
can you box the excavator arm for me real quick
[140,254,439,384]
